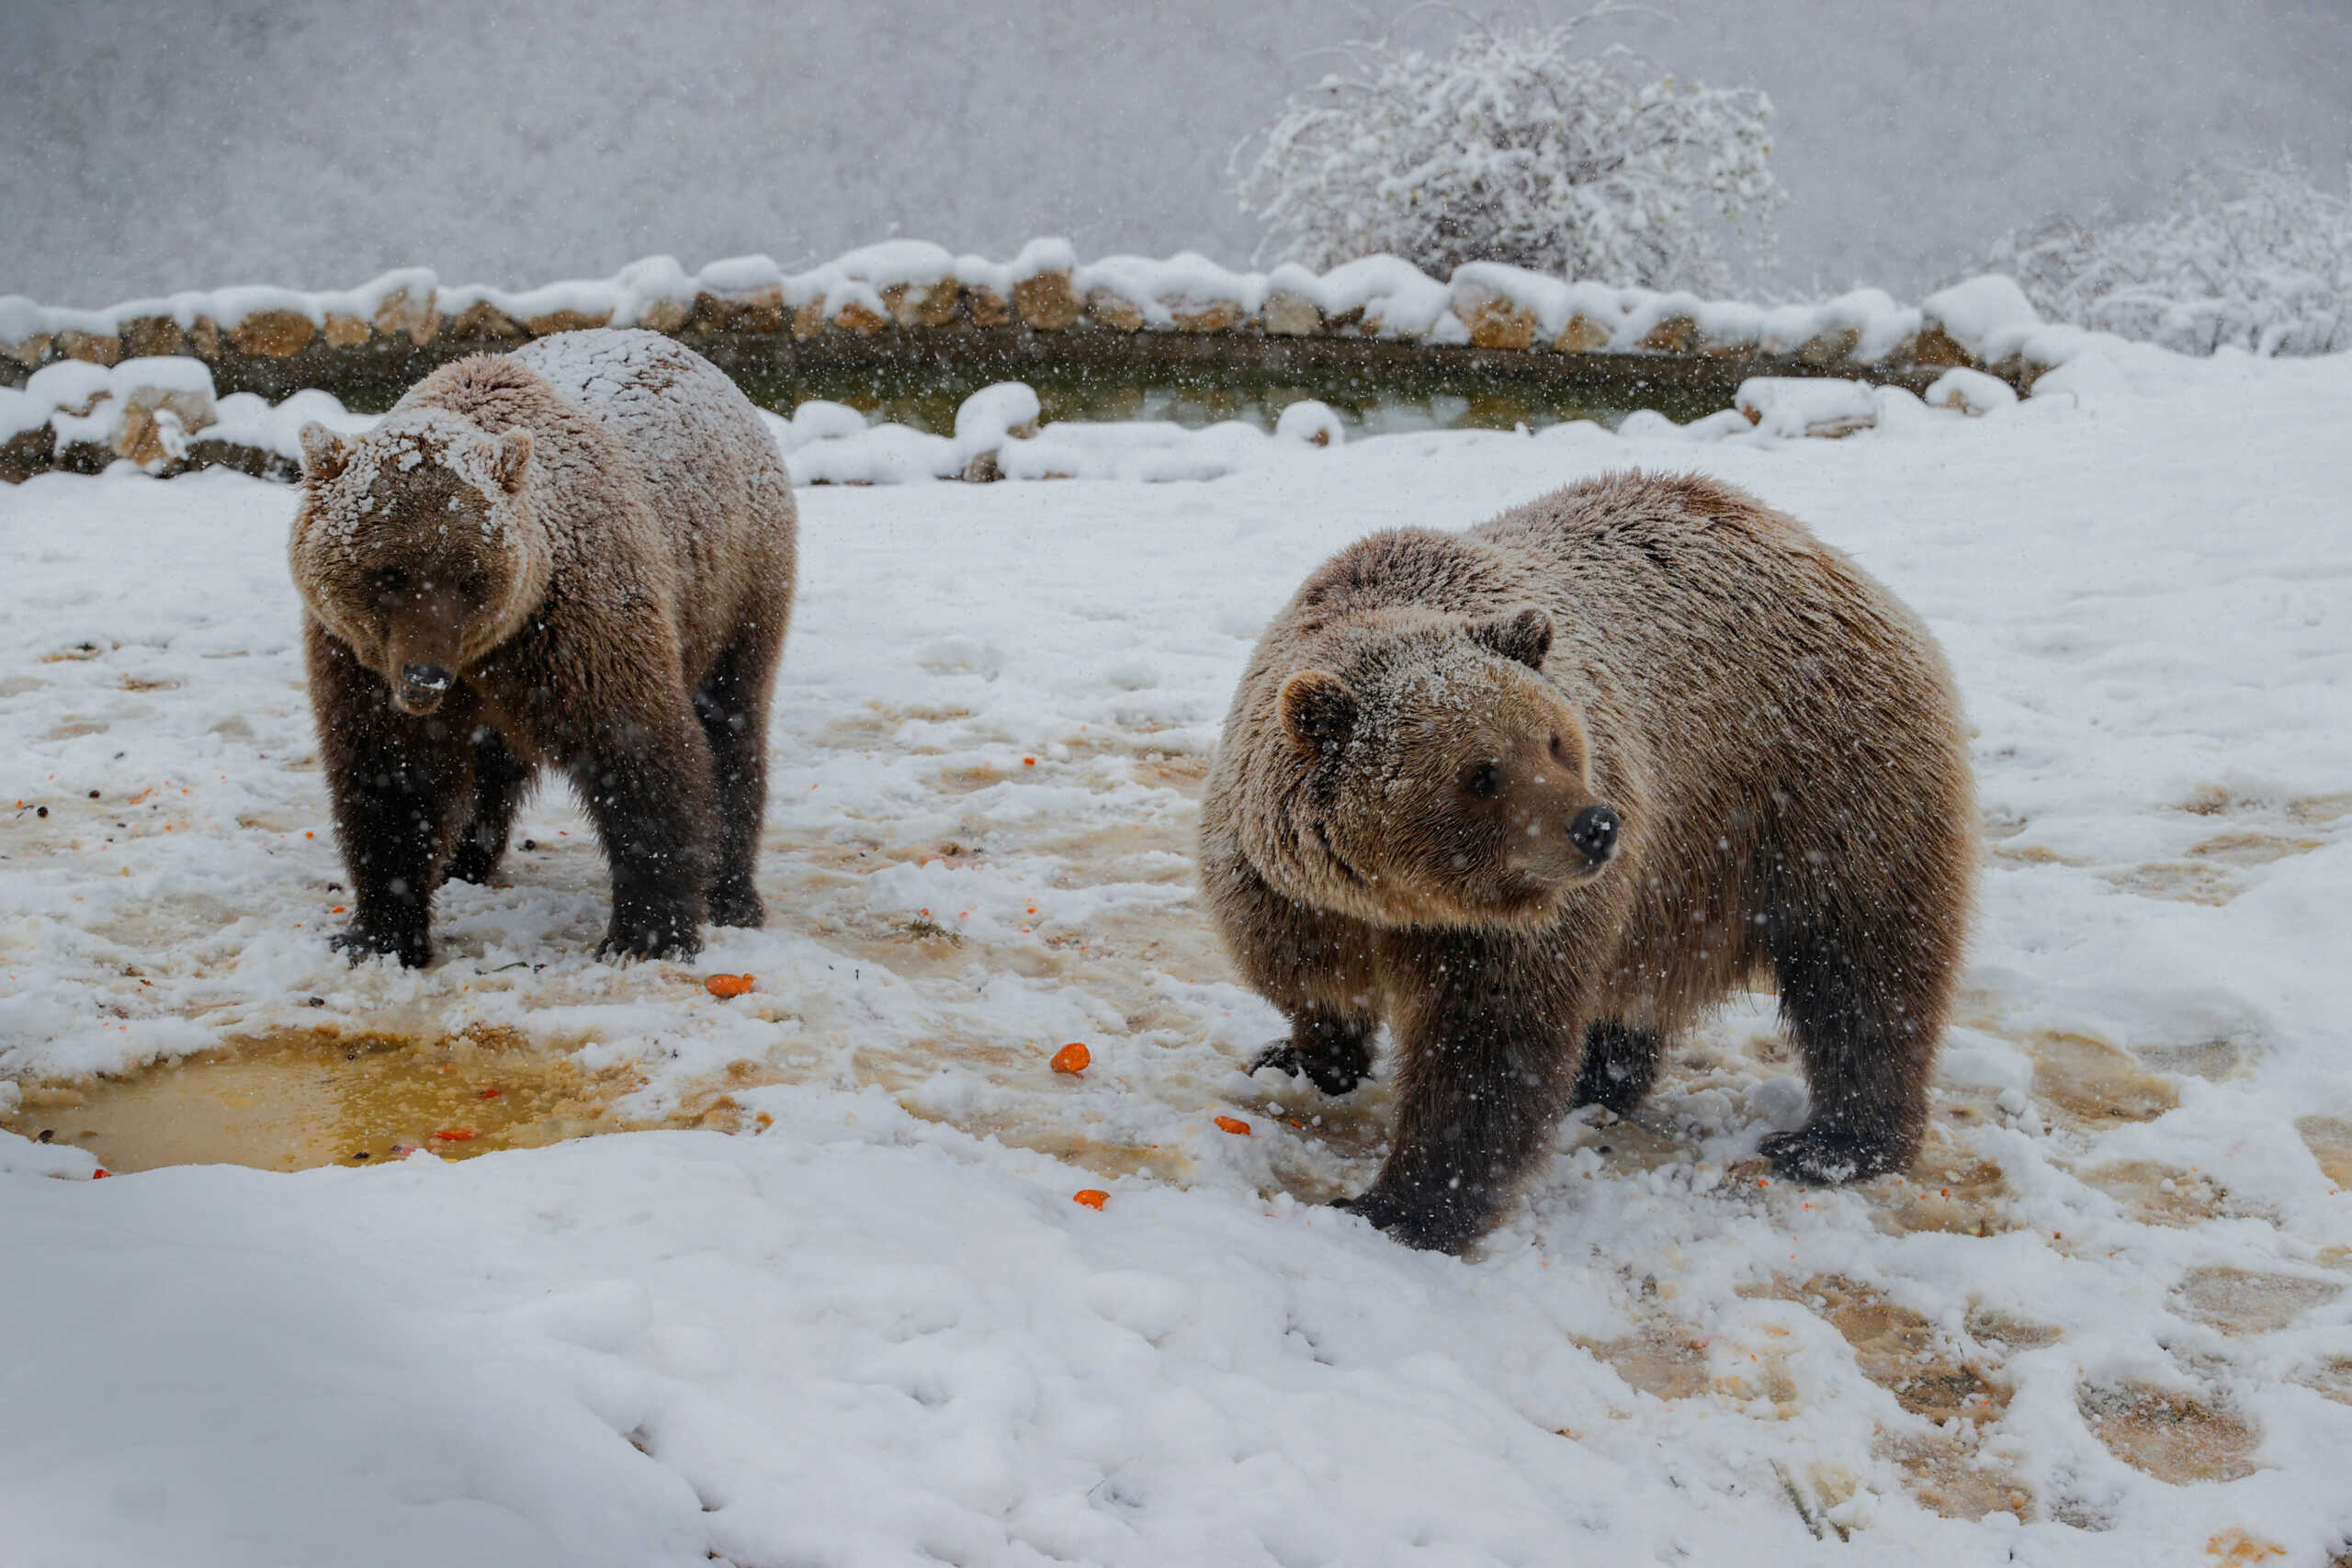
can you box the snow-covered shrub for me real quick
[1984,154,2352,356]
[1231,14,1783,293]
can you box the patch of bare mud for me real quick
[2103,862,2239,906]
[2028,1031,2178,1126]
[2298,1117,2352,1189]
[2079,1160,2231,1226]
[1578,1325,1712,1401]
[1964,1306,2061,1351]
[2077,1381,2259,1484]
[2136,1037,2255,1081]
[2180,784,2352,826]
[1750,1275,2010,1424]
[1559,1111,1691,1175]
[1736,1273,2035,1517]
[2300,1358,2352,1405]
[2174,1268,2343,1335]
[1869,1144,2014,1237]
[1879,1430,2035,1521]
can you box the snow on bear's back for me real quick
[511,329,785,525]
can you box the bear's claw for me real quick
[329,924,430,969]
[1758,1124,1908,1185]
[1331,1188,1481,1256]
[597,921,702,964]
[1250,1038,1366,1096]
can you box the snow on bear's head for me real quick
[1270,607,1622,930]
[288,409,551,716]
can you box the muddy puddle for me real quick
[1,1027,746,1173]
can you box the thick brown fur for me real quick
[1200,471,1975,1252]
[289,329,797,966]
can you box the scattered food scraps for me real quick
[1072,1190,1108,1209]
[705,974,755,998]
[478,1088,502,1100]
[431,1128,479,1143]
[1050,1043,1091,1075]
[91,1168,111,1179]
[1215,1115,1251,1136]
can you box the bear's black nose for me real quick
[402,664,451,694]
[1568,804,1619,863]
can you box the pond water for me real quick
[732,364,1729,437]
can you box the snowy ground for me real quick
[3,347,2350,1565]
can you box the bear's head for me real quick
[288,410,547,716]
[1272,606,1622,929]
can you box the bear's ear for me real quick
[297,422,351,485]
[487,428,534,495]
[1278,669,1358,753]
[1469,606,1553,670]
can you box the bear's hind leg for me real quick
[308,620,473,968]
[1758,905,1952,1184]
[694,630,780,929]
[1570,1020,1664,1116]
[445,728,532,886]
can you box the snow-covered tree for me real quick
[1231,13,1784,292]
[1984,154,2351,356]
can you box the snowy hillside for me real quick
[2,342,2350,1563]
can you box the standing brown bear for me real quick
[1201,471,1974,1253]
[289,329,797,966]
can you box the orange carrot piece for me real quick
[1050,1042,1091,1075]
[431,1127,479,1142]
[705,973,754,998]
[1214,1115,1250,1136]
[1072,1189,1108,1209]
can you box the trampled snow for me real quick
[2,343,2350,1565]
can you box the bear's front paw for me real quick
[1250,1037,1365,1097]
[598,914,702,964]
[1758,1122,1910,1186]
[1332,1185,1481,1256]
[329,923,430,969]
[706,879,765,930]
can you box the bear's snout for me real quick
[395,663,452,716]
[1568,803,1620,863]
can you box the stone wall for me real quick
[0,245,2068,412]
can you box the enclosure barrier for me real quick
[1,242,2070,482]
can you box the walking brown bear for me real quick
[1200,471,1974,1253]
[289,328,797,966]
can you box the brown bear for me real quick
[1200,471,1974,1253]
[289,328,797,966]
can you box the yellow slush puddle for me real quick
[1,1026,745,1173]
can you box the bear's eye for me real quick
[1465,761,1503,799]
